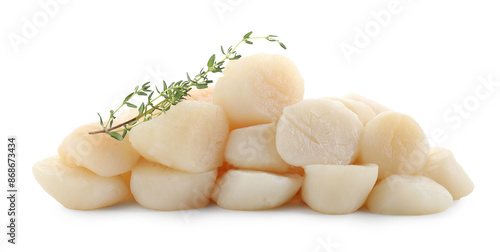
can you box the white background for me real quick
[1,0,499,251]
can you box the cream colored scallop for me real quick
[418,147,474,200]
[343,93,391,114]
[212,169,303,210]
[225,122,289,173]
[323,97,376,125]
[131,159,217,211]
[366,175,453,215]
[58,122,140,177]
[359,111,429,180]
[32,156,130,210]
[129,101,229,173]
[276,99,364,167]
[213,54,304,129]
[302,164,378,214]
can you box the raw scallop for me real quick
[32,156,130,210]
[366,174,453,215]
[359,111,429,180]
[225,122,289,173]
[276,99,364,167]
[418,147,474,200]
[301,164,378,214]
[213,54,304,129]
[212,169,303,210]
[129,101,229,173]
[131,159,217,210]
[58,122,140,177]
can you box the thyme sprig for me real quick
[89,31,286,140]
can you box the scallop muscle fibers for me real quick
[213,54,304,129]
[129,101,229,173]
[276,99,364,167]
[359,111,429,180]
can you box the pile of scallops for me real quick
[33,54,474,215]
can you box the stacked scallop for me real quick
[33,54,474,214]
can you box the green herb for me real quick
[89,31,286,140]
